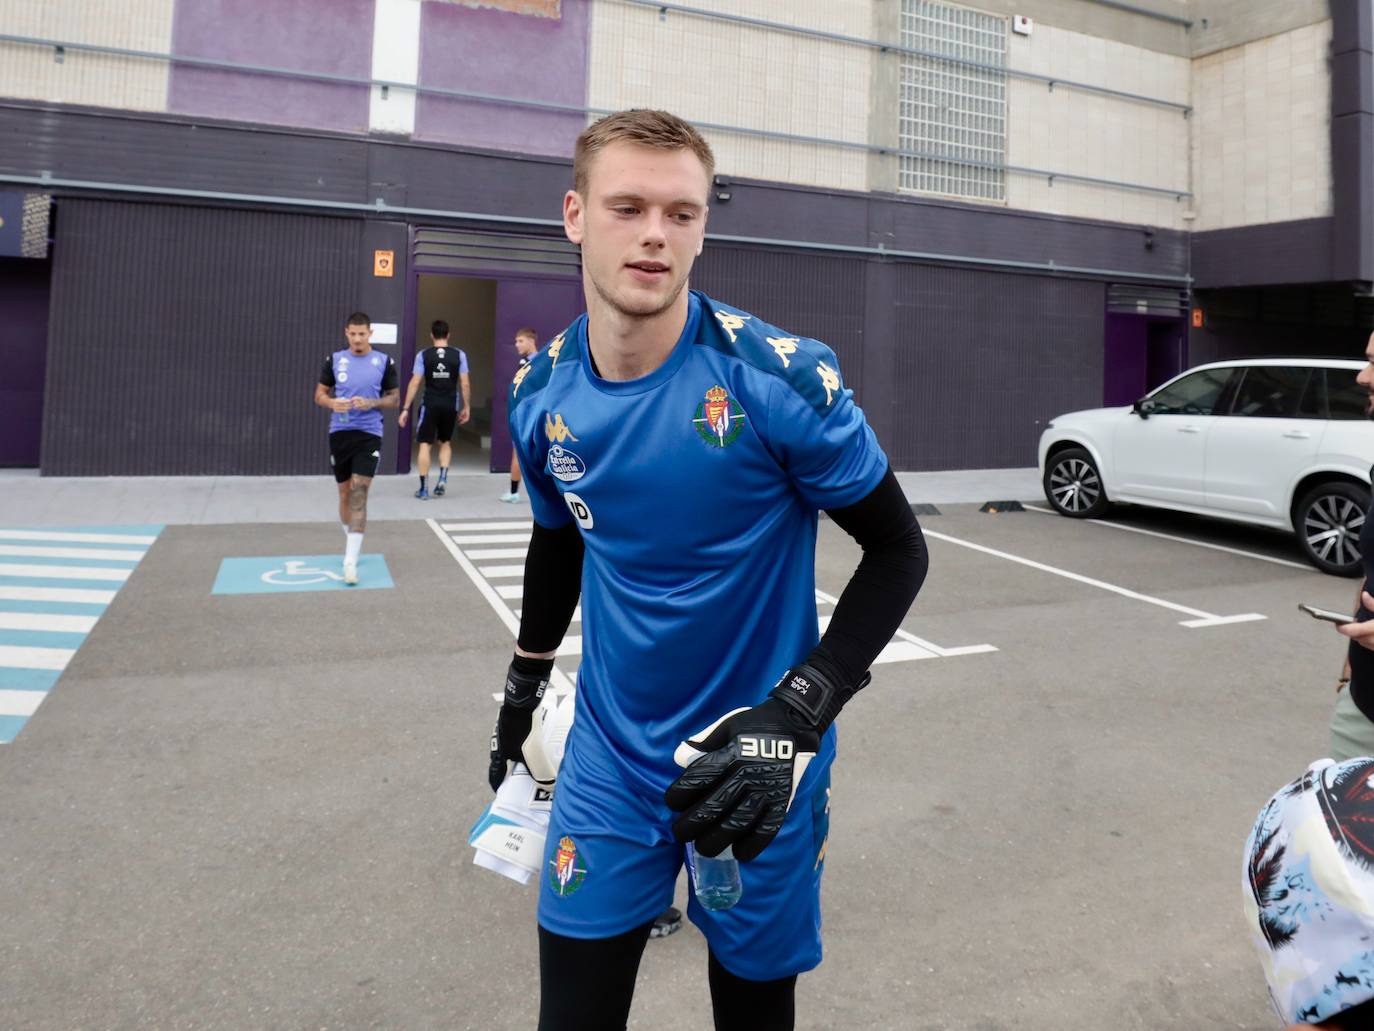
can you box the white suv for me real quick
[1038,358,1372,575]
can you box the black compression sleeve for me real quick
[811,466,928,687]
[517,521,584,654]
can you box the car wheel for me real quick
[1043,447,1110,518]
[1295,482,1369,577]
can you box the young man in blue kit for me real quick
[486,111,928,1030]
[314,312,398,585]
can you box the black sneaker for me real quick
[434,481,446,496]
[649,906,682,939]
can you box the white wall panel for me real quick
[1191,20,1332,231]
[1004,22,1190,228]
[0,0,174,112]
[588,0,872,191]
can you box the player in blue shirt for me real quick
[487,111,928,1031]
[314,311,398,585]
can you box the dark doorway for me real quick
[0,257,51,467]
[1103,312,1186,406]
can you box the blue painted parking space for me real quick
[0,524,162,744]
[211,554,394,595]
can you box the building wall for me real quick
[1190,20,1333,232]
[1006,22,1191,229]
[42,200,372,477]
[415,0,589,154]
[168,0,373,133]
[586,0,874,192]
[0,0,174,111]
[1190,0,1330,58]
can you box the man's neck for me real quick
[585,286,690,382]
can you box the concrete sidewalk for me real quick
[0,467,1043,526]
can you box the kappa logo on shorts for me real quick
[549,835,587,896]
[692,386,746,448]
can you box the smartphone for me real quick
[1299,603,1357,624]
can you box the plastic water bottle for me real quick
[687,842,743,911]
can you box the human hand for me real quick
[1337,593,1374,652]
[398,410,409,428]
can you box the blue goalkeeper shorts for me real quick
[536,737,834,982]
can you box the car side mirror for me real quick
[1133,399,1155,419]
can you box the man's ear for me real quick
[564,190,584,246]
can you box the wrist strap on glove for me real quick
[505,654,555,709]
[768,649,871,735]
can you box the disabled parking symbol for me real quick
[212,554,394,594]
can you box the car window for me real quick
[1146,368,1235,415]
[1229,367,1312,418]
[1327,369,1369,421]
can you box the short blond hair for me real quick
[573,109,715,196]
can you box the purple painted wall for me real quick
[169,0,372,133]
[416,1,588,157]
[0,258,50,467]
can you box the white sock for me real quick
[345,532,363,566]
[341,523,349,537]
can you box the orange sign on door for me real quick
[374,250,395,278]
[1191,307,1203,328]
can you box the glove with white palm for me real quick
[664,656,869,862]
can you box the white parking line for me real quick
[921,528,1266,628]
[449,534,532,545]
[426,519,575,693]
[439,522,533,532]
[465,549,529,561]
[815,589,997,658]
[1021,504,1312,571]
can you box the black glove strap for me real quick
[505,653,555,709]
[768,649,871,735]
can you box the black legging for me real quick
[537,923,798,1031]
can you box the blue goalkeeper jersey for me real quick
[510,290,888,796]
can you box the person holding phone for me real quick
[1327,334,1374,760]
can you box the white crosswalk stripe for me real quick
[0,544,146,561]
[0,613,99,633]
[0,563,131,582]
[0,645,75,671]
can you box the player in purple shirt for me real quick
[314,311,399,584]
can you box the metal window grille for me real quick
[898,0,1007,202]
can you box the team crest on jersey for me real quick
[549,835,587,896]
[692,386,746,448]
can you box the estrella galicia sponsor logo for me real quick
[549,834,587,897]
[547,445,586,483]
[693,385,745,448]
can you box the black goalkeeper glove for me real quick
[664,656,870,862]
[487,653,555,792]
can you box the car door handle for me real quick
[1177,425,1201,434]
[1282,430,1311,439]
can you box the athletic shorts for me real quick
[1330,686,1374,762]
[416,403,457,445]
[537,740,833,982]
[329,430,382,483]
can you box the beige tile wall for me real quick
[1003,22,1191,228]
[1190,20,1332,231]
[0,0,174,111]
[588,0,873,191]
